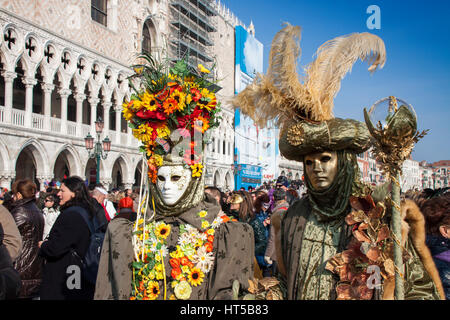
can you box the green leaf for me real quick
[132,261,144,270]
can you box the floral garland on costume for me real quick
[123,55,221,182]
[130,211,235,300]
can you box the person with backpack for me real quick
[39,176,101,300]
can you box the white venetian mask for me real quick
[156,165,192,205]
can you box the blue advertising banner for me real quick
[236,164,262,190]
[234,25,264,190]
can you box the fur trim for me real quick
[383,200,446,300]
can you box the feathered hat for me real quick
[231,23,386,161]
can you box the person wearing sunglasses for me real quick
[42,194,60,241]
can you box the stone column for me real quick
[41,83,55,131]
[1,71,16,124]
[58,88,71,135]
[74,93,86,138]
[89,97,99,135]
[115,104,121,144]
[23,77,37,128]
[102,100,111,138]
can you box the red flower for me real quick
[190,88,202,102]
[176,115,191,129]
[136,109,168,121]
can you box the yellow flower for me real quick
[170,89,186,112]
[188,268,204,287]
[134,67,143,74]
[155,222,171,239]
[141,91,160,112]
[198,210,207,218]
[206,228,215,235]
[170,246,184,259]
[168,73,181,81]
[155,263,163,272]
[150,154,163,167]
[190,163,203,178]
[201,220,210,230]
[186,94,192,105]
[133,123,154,143]
[169,294,177,300]
[122,106,134,121]
[174,280,192,300]
[181,265,190,274]
[146,281,160,300]
[156,125,170,139]
[198,64,210,74]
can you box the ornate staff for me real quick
[364,96,428,299]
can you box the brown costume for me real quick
[94,194,254,299]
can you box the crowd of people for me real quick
[0,175,448,300]
[0,177,143,299]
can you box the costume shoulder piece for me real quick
[231,23,386,160]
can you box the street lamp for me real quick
[84,117,111,184]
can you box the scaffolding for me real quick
[169,0,217,71]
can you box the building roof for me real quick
[432,160,450,167]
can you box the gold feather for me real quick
[231,24,386,130]
[304,32,386,121]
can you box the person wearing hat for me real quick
[233,24,443,300]
[94,58,254,300]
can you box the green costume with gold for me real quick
[233,24,442,300]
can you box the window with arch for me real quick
[91,0,107,26]
[142,19,154,55]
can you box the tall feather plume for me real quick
[304,33,386,121]
[231,25,386,130]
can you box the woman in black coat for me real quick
[10,179,44,299]
[39,176,96,300]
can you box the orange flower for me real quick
[180,256,190,266]
[205,241,213,253]
[194,115,209,133]
[162,97,178,115]
[207,235,214,243]
[171,267,182,280]
[221,215,230,223]
[170,258,180,269]
[147,166,158,184]
[190,88,202,102]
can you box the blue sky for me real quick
[221,0,450,163]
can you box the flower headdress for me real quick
[231,23,386,160]
[123,54,221,183]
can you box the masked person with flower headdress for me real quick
[232,24,444,300]
[94,57,254,300]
